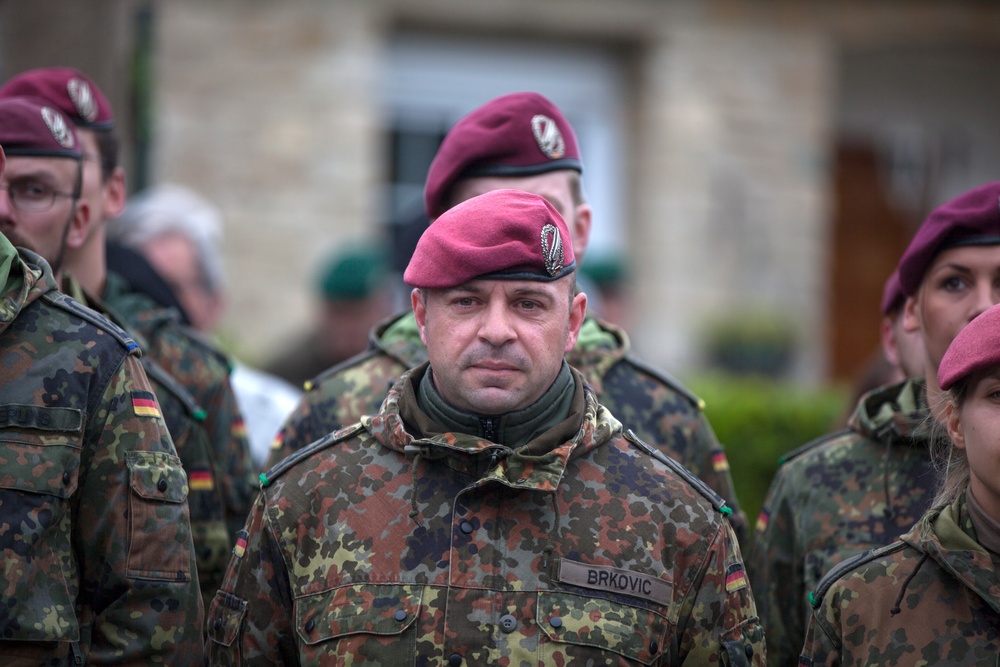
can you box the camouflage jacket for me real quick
[801,492,1000,665]
[104,270,257,539]
[64,275,231,605]
[267,312,746,540]
[747,378,939,667]
[209,364,764,666]
[0,245,203,664]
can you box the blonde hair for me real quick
[931,379,972,507]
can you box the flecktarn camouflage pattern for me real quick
[268,312,747,540]
[104,270,257,539]
[747,378,939,666]
[0,245,203,664]
[801,491,1000,666]
[210,365,764,665]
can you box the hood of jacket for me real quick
[361,362,621,493]
[849,377,932,447]
[0,241,57,337]
[901,493,1000,616]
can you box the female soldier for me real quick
[800,302,1000,663]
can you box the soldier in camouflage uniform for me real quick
[0,68,257,542]
[267,91,746,541]
[0,92,234,603]
[801,296,1000,665]
[210,190,763,665]
[0,134,203,662]
[750,180,1000,666]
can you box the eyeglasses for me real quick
[0,180,77,212]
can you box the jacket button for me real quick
[157,479,168,493]
[460,521,474,534]
[448,653,462,666]
[499,614,517,633]
[394,610,407,622]
[745,643,754,659]
[214,616,223,631]
[305,619,315,632]
[649,640,659,654]
[62,471,71,485]
[549,615,563,629]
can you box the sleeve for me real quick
[746,462,804,667]
[201,367,258,539]
[207,492,300,665]
[264,392,321,472]
[76,353,204,665]
[799,585,845,667]
[687,412,748,544]
[677,521,765,666]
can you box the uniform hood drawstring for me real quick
[883,436,895,520]
[405,446,425,526]
[890,551,929,615]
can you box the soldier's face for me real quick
[945,369,1000,520]
[413,276,586,416]
[449,170,592,261]
[0,156,83,275]
[905,244,1000,385]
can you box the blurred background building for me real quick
[4,0,999,388]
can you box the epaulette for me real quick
[777,428,853,466]
[303,347,385,392]
[808,541,906,608]
[624,429,731,516]
[621,355,705,411]
[141,358,206,422]
[41,291,139,354]
[259,422,366,488]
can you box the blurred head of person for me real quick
[879,268,925,382]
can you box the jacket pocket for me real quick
[538,591,669,665]
[295,584,422,664]
[125,450,193,581]
[208,590,247,647]
[0,414,83,644]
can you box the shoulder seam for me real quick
[624,428,729,515]
[41,291,139,354]
[809,541,908,607]
[779,428,854,465]
[260,422,367,486]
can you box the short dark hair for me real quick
[93,127,120,182]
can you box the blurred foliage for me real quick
[688,373,849,529]
[702,311,798,378]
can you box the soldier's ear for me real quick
[944,400,965,451]
[411,288,428,346]
[65,198,92,250]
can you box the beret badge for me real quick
[531,114,565,160]
[41,106,76,149]
[540,223,565,277]
[67,77,97,122]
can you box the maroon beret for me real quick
[424,92,582,220]
[898,182,1000,296]
[405,189,576,289]
[938,302,1000,390]
[0,67,114,130]
[0,97,80,159]
[880,269,905,316]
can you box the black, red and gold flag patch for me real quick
[131,391,161,418]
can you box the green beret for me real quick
[317,245,388,301]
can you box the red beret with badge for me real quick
[424,92,582,220]
[405,189,576,289]
[897,181,1000,296]
[0,96,81,159]
[0,67,114,130]
[938,302,1000,391]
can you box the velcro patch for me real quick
[558,559,671,605]
[233,530,249,558]
[132,391,161,418]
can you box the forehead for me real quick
[925,243,1000,275]
[436,277,571,300]
[74,127,100,158]
[4,155,78,182]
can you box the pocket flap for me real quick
[296,584,422,645]
[208,591,247,647]
[538,591,668,664]
[126,450,188,502]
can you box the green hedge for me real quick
[687,374,849,527]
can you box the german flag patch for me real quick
[132,391,161,419]
[711,450,730,472]
[270,432,284,450]
[725,562,748,593]
[755,507,771,533]
[233,530,248,558]
[232,418,247,439]
[189,470,214,491]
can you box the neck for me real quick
[63,230,107,298]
